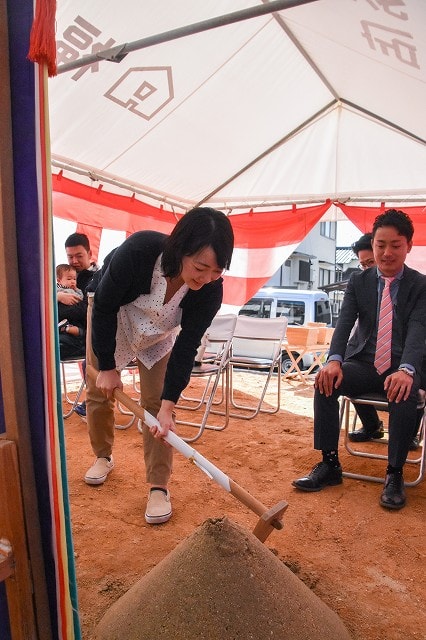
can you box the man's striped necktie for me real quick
[374,276,395,375]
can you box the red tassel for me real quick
[28,0,57,77]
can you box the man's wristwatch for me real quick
[398,367,414,377]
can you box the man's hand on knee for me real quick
[315,361,342,396]
[384,370,413,402]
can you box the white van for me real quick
[238,287,332,372]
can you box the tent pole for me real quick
[57,0,319,74]
[341,98,426,146]
[51,158,426,211]
[195,100,337,207]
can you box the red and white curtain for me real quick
[338,203,426,274]
[52,173,332,306]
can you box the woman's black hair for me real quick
[161,207,234,278]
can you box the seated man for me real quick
[349,233,423,450]
[292,209,426,510]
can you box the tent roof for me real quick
[49,0,426,212]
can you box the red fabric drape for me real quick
[52,174,334,304]
[75,224,103,264]
[52,174,180,234]
[52,174,330,249]
[229,202,331,248]
[337,203,426,244]
[337,203,426,275]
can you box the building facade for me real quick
[266,220,337,290]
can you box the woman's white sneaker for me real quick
[84,456,114,485]
[145,489,172,524]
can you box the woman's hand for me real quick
[96,369,123,400]
[151,400,175,440]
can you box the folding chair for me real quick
[175,313,237,443]
[339,391,425,486]
[60,356,86,419]
[61,358,140,429]
[228,316,288,420]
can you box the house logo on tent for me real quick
[104,66,174,120]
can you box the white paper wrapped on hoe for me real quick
[143,410,231,492]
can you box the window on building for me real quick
[299,260,310,282]
[320,221,336,239]
[319,268,332,286]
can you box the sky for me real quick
[335,220,362,247]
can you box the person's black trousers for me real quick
[313,360,420,468]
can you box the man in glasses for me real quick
[352,233,376,272]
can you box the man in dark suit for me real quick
[292,209,426,510]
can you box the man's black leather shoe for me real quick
[348,421,385,442]
[409,436,420,451]
[380,472,406,510]
[292,462,343,492]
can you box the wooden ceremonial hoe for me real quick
[86,364,288,542]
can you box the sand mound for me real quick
[95,517,351,639]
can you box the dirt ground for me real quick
[63,370,425,639]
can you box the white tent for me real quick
[4,3,423,636]
[48,0,426,304]
[50,0,426,207]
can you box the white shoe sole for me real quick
[84,459,114,485]
[84,474,108,485]
[144,510,172,524]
